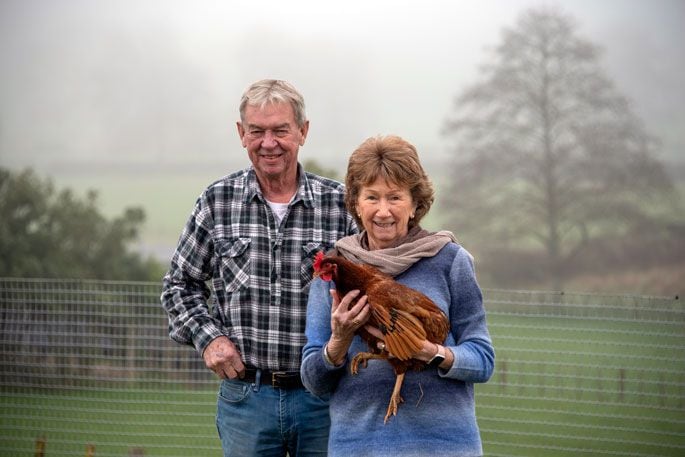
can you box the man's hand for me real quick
[202,336,245,379]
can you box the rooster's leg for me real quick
[384,372,405,423]
[350,351,387,375]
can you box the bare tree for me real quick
[441,7,679,289]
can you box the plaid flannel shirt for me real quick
[161,164,357,372]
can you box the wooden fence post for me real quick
[34,435,46,457]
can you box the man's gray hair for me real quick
[239,79,307,127]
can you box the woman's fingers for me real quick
[364,325,384,340]
[331,289,360,313]
[330,289,340,311]
[351,294,369,321]
[331,290,372,338]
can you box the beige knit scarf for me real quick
[334,226,457,277]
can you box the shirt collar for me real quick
[242,163,314,208]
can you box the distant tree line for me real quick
[0,161,337,282]
[0,167,165,281]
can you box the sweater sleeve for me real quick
[300,277,348,396]
[440,246,495,383]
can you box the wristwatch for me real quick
[427,344,446,368]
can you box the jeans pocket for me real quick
[218,379,251,404]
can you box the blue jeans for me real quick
[216,377,330,457]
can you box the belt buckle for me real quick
[271,371,287,388]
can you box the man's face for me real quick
[237,102,309,181]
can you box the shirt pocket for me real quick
[216,238,251,292]
[300,242,332,288]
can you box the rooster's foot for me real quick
[383,372,406,424]
[351,352,385,375]
[383,392,404,423]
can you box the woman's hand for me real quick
[325,289,369,365]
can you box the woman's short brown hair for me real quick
[345,135,434,230]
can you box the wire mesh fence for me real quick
[0,278,683,456]
[0,278,217,457]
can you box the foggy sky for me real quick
[1,0,684,176]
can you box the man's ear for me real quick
[299,120,310,146]
[237,121,247,147]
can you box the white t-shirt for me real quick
[266,199,289,225]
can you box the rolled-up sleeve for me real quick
[160,197,224,355]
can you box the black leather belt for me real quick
[242,367,304,389]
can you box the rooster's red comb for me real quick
[313,251,325,271]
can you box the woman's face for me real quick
[356,177,416,250]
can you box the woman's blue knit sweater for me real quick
[301,243,495,457]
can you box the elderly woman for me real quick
[301,135,495,457]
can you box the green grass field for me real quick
[2,307,683,457]
[479,310,685,457]
[1,388,220,456]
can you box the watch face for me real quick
[427,354,445,368]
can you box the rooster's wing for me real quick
[365,279,449,360]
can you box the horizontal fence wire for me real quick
[1,278,684,457]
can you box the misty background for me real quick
[2,0,683,169]
[1,0,683,292]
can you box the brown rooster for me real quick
[313,251,449,423]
